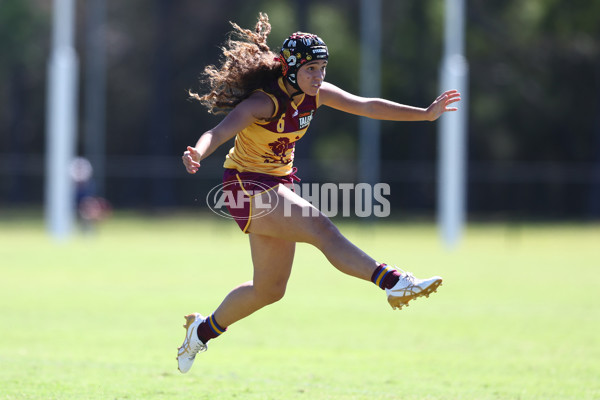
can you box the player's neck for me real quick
[282,80,304,105]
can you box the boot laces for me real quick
[400,270,416,285]
[181,328,207,358]
[190,340,207,355]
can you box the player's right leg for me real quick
[211,233,296,327]
[177,233,295,373]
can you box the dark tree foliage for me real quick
[0,0,598,218]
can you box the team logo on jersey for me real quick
[268,137,293,157]
[263,137,296,165]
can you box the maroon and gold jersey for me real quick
[223,77,319,176]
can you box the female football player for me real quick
[177,13,461,373]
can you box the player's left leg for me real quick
[248,184,443,310]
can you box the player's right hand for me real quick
[182,146,201,174]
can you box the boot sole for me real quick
[387,279,442,310]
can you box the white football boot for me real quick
[385,270,443,310]
[177,313,207,373]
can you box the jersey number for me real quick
[277,113,286,133]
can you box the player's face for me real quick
[296,60,327,96]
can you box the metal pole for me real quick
[45,0,79,239]
[358,0,382,187]
[437,0,469,247]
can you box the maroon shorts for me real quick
[221,168,299,232]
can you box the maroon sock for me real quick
[196,314,227,344]
[371,263,401,290]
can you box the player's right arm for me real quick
[182,92,275,174]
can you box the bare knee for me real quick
[303,214,342,249]
[255,282,287,306]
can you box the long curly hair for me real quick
[190,13,283,117]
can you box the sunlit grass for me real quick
[1,213,598,399]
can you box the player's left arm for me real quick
[318,81,461,122]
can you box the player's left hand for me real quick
[427,89,461,121]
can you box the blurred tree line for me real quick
[0,0,599,219]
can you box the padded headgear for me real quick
[278,32,328,95]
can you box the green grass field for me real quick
[1,213,599,399]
